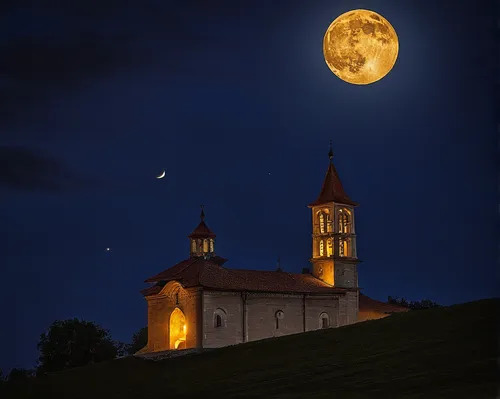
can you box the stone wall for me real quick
[245,293,304,342]
[305,296,339,330]
[203,290,343,348]
[335,262,358,288]
[203,291,244,348]
[146,286,358,352]
[338,290,359,326]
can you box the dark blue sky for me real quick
[0,0,497,371]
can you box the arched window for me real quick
[319,212,325,234]
[319,312,329,329]
[327,238,333,257]
[213,308,227,328]
[338,209,351,234]
[203,239,209,252]
[275,310,284,329]
[191,240,196,253]
[209,239,214,253]
[339,238,349,257]
[326,214,333,232]
[319,240,324,256]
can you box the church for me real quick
[139,147,407,353]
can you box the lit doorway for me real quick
[169,308,187,349]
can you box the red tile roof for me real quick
[188,220,216,239]
[142,257,347,296]
[188,207,216,239]
[309,159,358,207]
[140,285,163,296]
[359,293,410,314]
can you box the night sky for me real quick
[1,0,497,371]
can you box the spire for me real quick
[308,142,358,207]
[188,206,216,239]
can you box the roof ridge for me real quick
[171,257,202,277]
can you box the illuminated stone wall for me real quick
[145,285,358,352]
[145,283,200,352]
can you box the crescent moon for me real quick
[156,170,166,179]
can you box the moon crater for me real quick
[323,9,399,85]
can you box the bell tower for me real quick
[188,205,216,258]
[308,142,359,288]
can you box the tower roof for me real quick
[309,142,358,207]
[188,205,216,239]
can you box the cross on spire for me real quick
[328,140,334,161]
[200,204,205,220]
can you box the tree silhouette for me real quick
[127,326,148,355]
[388,296,442,310]
[37,319,120,373]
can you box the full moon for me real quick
[323,9,399,85]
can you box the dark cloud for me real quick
[0,33,141,124]
[0,0,242,128]
[0,146,95,193]
[0,0,292,130]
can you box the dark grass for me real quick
[3,298,498,399]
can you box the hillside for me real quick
[3,298,498,399]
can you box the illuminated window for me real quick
[203,239,209,252]
[209,239,214,252]
[319,212,325,233]
[327,239,333,257]
[326,214,333,232]
[319,240,324,256]
[215,314,222,328]
[338,209,351,233]
[339,238,349,257]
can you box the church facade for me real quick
[139,148,407,353]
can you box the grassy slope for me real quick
[4,298,498,399]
